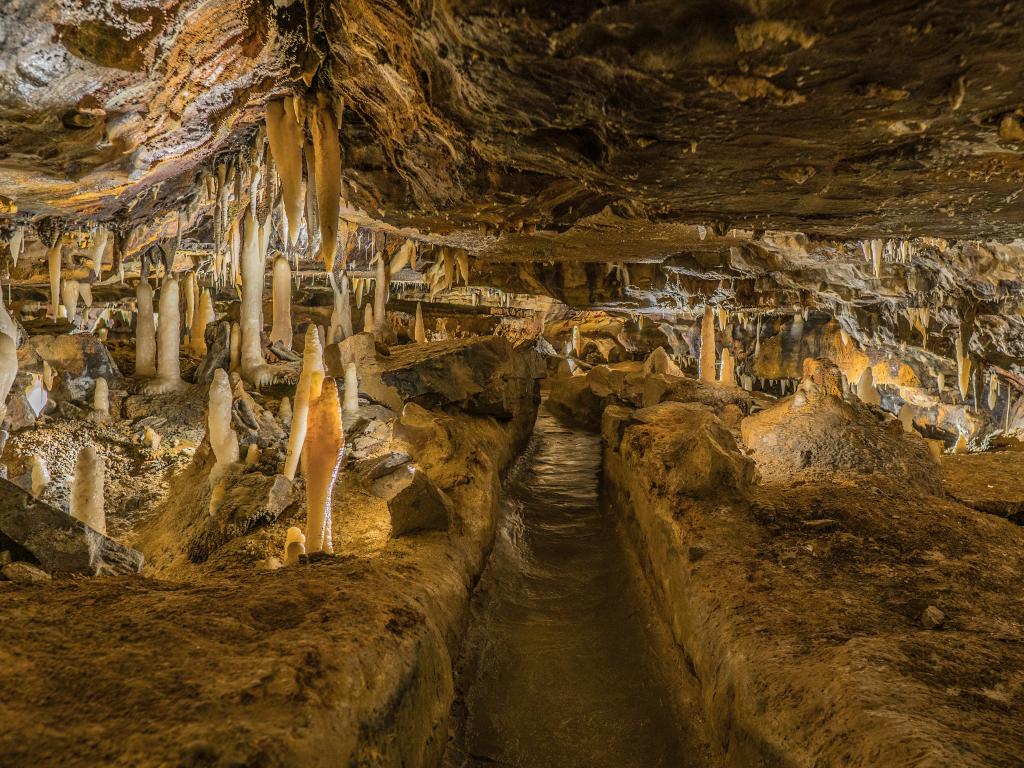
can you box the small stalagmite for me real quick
[47,244,61,320]
[0,334,17,415]
[93,378,109,419]
[699,305,716,383]
[363,302,375,334]
[414,301,427,343]
[343,361,359,414]
[719,347,736,386]
[570,325,581,357]
[278,396,292,427]
[283,526,306,566]
[270,256,293,349]
[373,255,387,330]
[191,289,214,357]
[856,367,882,407]
[303,376,344,554]
[70,445,105,535]
[209,368,240,475]
[135,280,157,377]
[30,455,49,498]
[283,326,324,480]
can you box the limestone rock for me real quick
[372,464,455,537]
[0,478,143,576]
[1,561,51,583]
[25,334,121,385]
[921,605,946,629]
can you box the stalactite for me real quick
[47,244,61,320]
[209,368,240,475]
[304,376,344,554]
[283,326,324,480]
[135,280,156,377]
[265,97,304,249]
[310,92,343,271]
[717,306,728,330]
[61,280,80,326]
[283,526,306,566]
[870,239,882,278]
[455,249,470,286]
[91,227,108,280]
[79,282,93,309]
[191,290,214,357]
[343,361,359,414]
[699,306,716,382]
[955,336,972,402]
[390,239,415,275]
[414,301,426,343]
[70,445,105,535]
[270,256,293,349]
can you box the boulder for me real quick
[2,561,51,583]
[0,478,143,575]
[372,464,455,537]
[24,333,121,385]
[608,401,756,499]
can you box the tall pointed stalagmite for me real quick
[699,305,716,382]
[414,301,426,343]
[373,255,387,330]
[304,377,344,554]
[283,326,325,480]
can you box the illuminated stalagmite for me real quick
[238,210,283,388]
[152,276,184,391]
[719,347,736,386]
[0,334,17,416]
[93,378,109,419]
[191,290,214,357]
[61,280,80,326]
[283,326,324,480]
[70,445,105,535]
[135,280,156,378]
[363,302,375,334]
[373,256,387,330]
[310,92,343,271]
[856,367,881,407]
[328,272,353,344]
[270,256,293,349]
[265,97,304,249]
[304,376,344,554]
[699,306,716,382]
[209,368,240,475]
[283,526,306,566]
[30,456,49,498]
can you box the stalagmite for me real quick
[955,336,972,402]
[363,302,375,334]
[699,306,716,382]
[229,322,241,371]
[47,244,61,320]
[373,255,387,329]
[937,371,945,394]
[304,376,344,554]
[135,280,156,377]
[988,373,998,411]
[328,272,353,343]
[719,347,736,386]
[61,280,80,325]
[343,362,359,414]
[191,290,214,357]
[898,404,914,433]
[70,445,105,535]
[265,97,304,249]
[30,456,49,498]
[209,368,240,474]
[154,276,184,389]
[245,443,261,466]
[283,326,324,480]
[278,396,292,427]
[414,301,426,343]
[9,226,24,266]
[283,526,306,566]
[183,271,197,339]
[270,256,293,349]
[570,325,581,357]
[856,367,882,407]
[93,378,109,418]
[310,92,343,271]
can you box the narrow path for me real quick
[447,407,714,768]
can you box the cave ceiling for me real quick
[2,0,1024,336]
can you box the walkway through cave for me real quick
[446,406,714,768]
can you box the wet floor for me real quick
[446,408,714,768]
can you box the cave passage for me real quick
[447,406,713,768]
